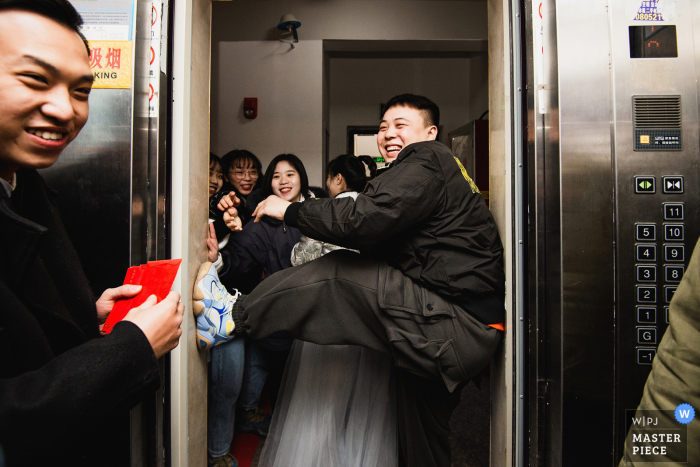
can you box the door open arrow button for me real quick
[635,176,656,194]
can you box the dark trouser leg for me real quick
[396,370,465,467]
[239,250,501,467]
[240,249,501,391]
[257,347,290,413]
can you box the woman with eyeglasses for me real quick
[221,150,264,223]
[207,149,266,467]
[204,154,322,467]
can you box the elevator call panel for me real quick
[613,11,700,460]
[632,174,685,360]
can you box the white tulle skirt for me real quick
[258,340,398,467]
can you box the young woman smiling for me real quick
[207,154,314,418]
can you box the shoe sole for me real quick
[193,261,213,316]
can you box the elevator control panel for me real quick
[632,174,686,364]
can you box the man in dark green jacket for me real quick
[619,238,700,466]
[208,94,505,467]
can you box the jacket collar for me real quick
[0,196,47,289]
[0,173,16,199]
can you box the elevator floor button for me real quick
[636,223,656,241]
[665,306,670,324]
[636,244,657,262]
[665,265,684,282]
[636,265,656,282]
[664,244,685,262]
[637,306,657,324]
[637,348,656,365]
[635,176,656,194]
[664,203,684,220]
[664,224,684,241]
[665,286,677,303]
[637,286,657,303]
[637,327,657,345]
[663,176,684,194]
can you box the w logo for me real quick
[675,403,695,424]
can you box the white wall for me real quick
[211,41,324,184]
[210,0,488,186]
[329,56,489,159]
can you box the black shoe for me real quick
[236,407,271,437]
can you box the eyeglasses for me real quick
[230,169,259,179]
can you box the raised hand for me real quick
[207,222,219,262]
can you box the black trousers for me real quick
[239,250,501,467]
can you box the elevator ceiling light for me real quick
[278,14,301,49]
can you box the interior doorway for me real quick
[205,2,509,466]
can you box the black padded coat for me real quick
[285,141,506,324]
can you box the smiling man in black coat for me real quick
[0,1,184,465]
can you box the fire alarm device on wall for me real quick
[244,98,257,119]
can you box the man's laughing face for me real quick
[0,11,93,181]
[377,105,437,162]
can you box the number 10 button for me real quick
[664,224,684,241]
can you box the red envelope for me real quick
[101,259,182,334]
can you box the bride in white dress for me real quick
[258,156,398,467]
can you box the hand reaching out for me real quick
[252,195,291,223]
[96,284,143,333]
[217,192,240,211]
[217,192,242,231]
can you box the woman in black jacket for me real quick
[209,149,264,239]
[207,153,317,423]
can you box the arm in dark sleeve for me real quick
[287,150,444,249]
[218,221,269,282]
[0,318,159,452]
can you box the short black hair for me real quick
[327,155,367,193]
[0,0,90,55]
[209,152,222,169]
[381,94,440,128]
[260,154,309,200]
[221,149,264,191]
[357,155,378,180]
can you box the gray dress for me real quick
[258,191,398,467]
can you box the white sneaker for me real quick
[192,262,239,350]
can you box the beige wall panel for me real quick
[170,0,212,465]
[488,0,512,466]
[187,0,213,466]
